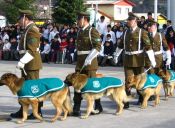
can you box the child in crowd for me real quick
[41,39,51,63]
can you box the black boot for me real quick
[10,106,23,118]
[137,90,143,105]
[124,88,131,109]
[72,92,82,117]
[148,95,155,101]
[94,99,103,114]
[124,102,130,109]
[28,102,43,120]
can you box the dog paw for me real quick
[91,110,99,114]
[50,119,57,123]
[16,120,24,124]
[60,117,66,121]
[80,115,88,119]
[115,112,122,116]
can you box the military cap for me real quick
[19,9,33,16]
[147,19,157,27]
[77,11,90,20]
[127,12,139,20]
[18,9,33,20]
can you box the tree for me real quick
[0,0,36,24]
[52,0,86,25]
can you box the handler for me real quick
[10,9,43,119]
[73,11,102,116]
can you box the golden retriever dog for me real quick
[65,72,128,119]
[0,73,72,124]
[127,73,162,109]
[158,70,175,99]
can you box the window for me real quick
[125,8,129,14]
[116,7,121,14]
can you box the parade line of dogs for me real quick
[0,70,175,124]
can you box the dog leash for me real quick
[79,64,85,73]
[144,66,152,73]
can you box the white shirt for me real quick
[2,34,9,43]
[116,31,123,39]
[96,21,107,35]
[3,42,11,51]
[103,31,116,44]
[41,44,51,54]
[49,30,59,42]
[43,29,49,39]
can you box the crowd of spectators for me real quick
[0,12,175,68]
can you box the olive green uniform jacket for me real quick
[75,26,101,71]
[19,23,42,71]
[118,27,152,67]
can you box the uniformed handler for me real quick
[73,11,102,116]
[114,12,156,108]
[11,9,43,119]
[138,19,171,103]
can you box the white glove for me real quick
[17,52,34,69]
[114,47,123,64]
[84,49,99,66]
[166,50,171,65]
[146,50,156,67]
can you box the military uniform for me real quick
[10,9,43,119]
[73,12,102,116]
[117,13,154,108]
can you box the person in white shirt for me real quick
[2,31,9,43]
[103,25,116,45]
[49,26,59,43]
[41,39,51,63]
[2,39,11,60]
[96,16,107,40]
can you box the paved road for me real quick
[0,61,175,128]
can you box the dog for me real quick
[158,70,175,99]
[127,73,162,109]
[0,73,72,123]
[65,72,128,119]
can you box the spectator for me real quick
[103,24,116,45]
[138,16,146,29]
[0,38,3,60]
[165,20,174,40]
[56,37,68,64]
[50,35,60,63]
[66,37,75,64]
[41,39,51,63]
[96,15,107,40]
[49,26,59,43]
[10,37,19,60]
[2,39,11,60]
[100,34,115,66]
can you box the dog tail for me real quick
[63,88,73,114]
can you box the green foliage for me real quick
[0,0,36,24]
[52,0,86,25]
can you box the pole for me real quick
[167,0,170,20]
[154,0,158,21]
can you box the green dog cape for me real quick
[81,77,123,93]
[169,70,175,82]
[142,74,162,90]
[17,78,64,98]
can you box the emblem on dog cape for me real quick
[81,77,123,93]
[142,74,162,90]
[168,70,175,82]
[17,78,64,98]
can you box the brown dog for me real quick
[127,73,162,109]
[65,73,128,119]
[158,70,175,99]
[0,73,72,123]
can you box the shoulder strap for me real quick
[23,24,34,50]
[89,27,93,46]
[138,28,142,51]
[123,29,127,49]
[159,33,163,51]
